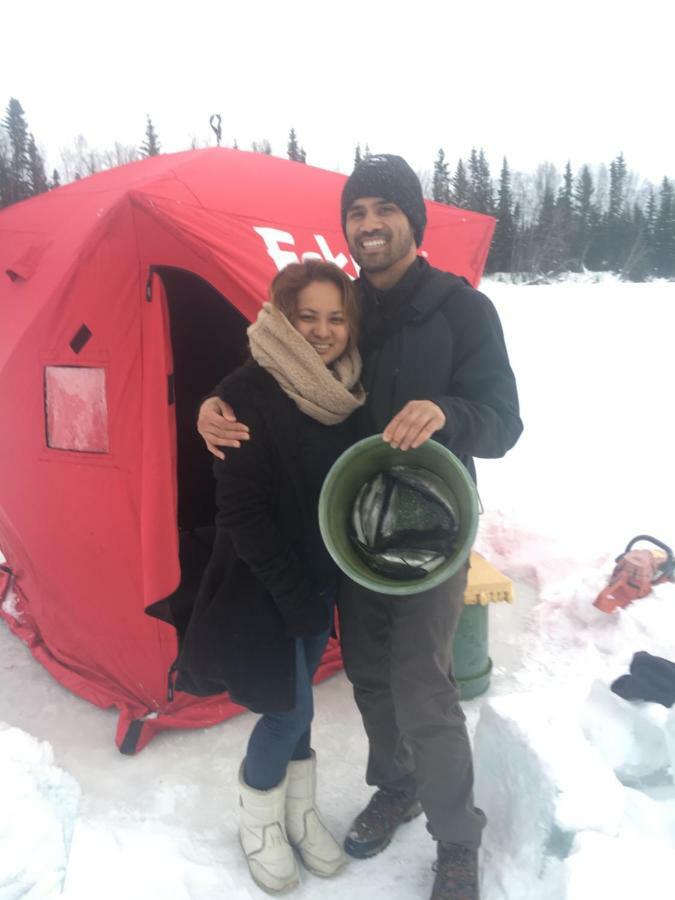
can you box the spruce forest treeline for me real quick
[431,148,674,281]
[1,98,673,281]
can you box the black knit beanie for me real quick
[341,154,427,247]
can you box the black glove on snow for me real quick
[610,650,675,708]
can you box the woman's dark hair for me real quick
[269,259,360,348]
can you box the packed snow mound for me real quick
[475,691,675,900]
[471,536,675,900]
[0,724,80,900]
[581,680,671,781]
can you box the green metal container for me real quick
[453,603,492,699]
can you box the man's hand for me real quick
[197,396,250,460]
[382,400,446,451]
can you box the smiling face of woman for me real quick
[291,279,350,366]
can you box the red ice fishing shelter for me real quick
[0,148,495,752]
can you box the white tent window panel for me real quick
[45,366,109,453]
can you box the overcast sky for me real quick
[2,0,672,185]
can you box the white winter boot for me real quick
[238,763,300,894]
[285,751,347,877]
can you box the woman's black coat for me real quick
[175,362,339,713]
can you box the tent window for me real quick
[44,366,109,453]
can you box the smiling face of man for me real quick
[344,196,418,290]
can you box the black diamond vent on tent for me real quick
[69,324,92,354]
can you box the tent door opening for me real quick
[148,267,249,638]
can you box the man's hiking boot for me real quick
[430,841,479,900]
[343,786,423,858]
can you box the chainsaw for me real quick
[594,535,674,614]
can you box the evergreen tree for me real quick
[468,148,494,214]
[572,165,597,269]
[27,134,49,195]
[488,157,515,272]
[645,186,657,239]
[3,98,31,205]
[467,148,479,203]
[605,152,629,269]
[51,168,61,190]
[479,149,495,214]
[638,186,658,276]
[622,202,651,281]
[537,182,555,232]
[607,152,627,221]
[432,148,451,204]
[511,201,525,273]
[0,141,10,208]
[555,161,574,268]
[450,158,470,208]
[573,165,594,221]
[141,115,161,157]
[287,128,307,162]
[526,162,569,274]
[354,143,362,167]
[654,177,675,277]
[557,161,573,215]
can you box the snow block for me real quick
[665,706,675,789]
[474,692,625,899]
[581,680,670,782]
[0,724,80,900]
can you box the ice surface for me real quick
[566,831,674,900]
[1,278,674,898]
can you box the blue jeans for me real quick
[244,626,331,790]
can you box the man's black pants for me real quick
[338,564,486,848]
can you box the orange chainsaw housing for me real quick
[594,536,674,614]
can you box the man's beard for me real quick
[350,229,416,274]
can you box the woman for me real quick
[177,260,364,894]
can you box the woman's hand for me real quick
[382,400,446,451]
[197,397,250,460]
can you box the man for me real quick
[198,155,522,899]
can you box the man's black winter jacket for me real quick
[356,258,522,482]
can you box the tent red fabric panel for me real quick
[0,149,496,751]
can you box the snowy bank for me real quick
[0,725,80,900]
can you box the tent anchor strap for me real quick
[0,564,15,604]
[119,719,144,755]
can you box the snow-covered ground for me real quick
[2,276,674,899]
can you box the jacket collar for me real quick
[359,257,427,318]
[359,258,462,328]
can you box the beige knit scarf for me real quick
[247,302,366,425]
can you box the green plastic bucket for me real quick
[319,435,479,596]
